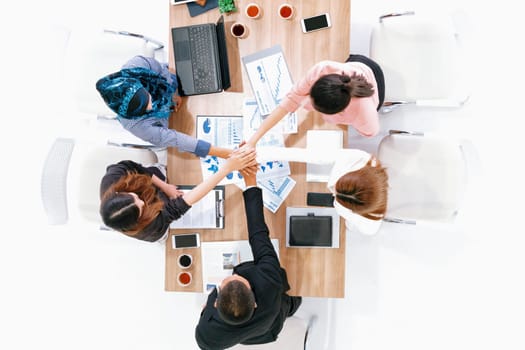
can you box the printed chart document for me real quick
[196,114,291,185]
[242,98,297,136]
[196,115,244,185]
[201,239,279,292]
[242,45,294,116]
[236,177,296,214]
[169,185,225,229]
[239,101,296,212]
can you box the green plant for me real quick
[218,0,237,13]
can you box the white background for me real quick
[2,0,525,349]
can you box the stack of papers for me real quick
[196,113,296,213]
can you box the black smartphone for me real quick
[301,13,332,33]
[172,233,200,249]
[306,192,334,207]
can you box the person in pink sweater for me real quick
[247,54,385,146]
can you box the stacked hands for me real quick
[232,142,259,186]
[161,142,258,200]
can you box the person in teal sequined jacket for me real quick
[96,56,231,159]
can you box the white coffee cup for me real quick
[177,254,193,269]
[177,271,192,286]
[245,3,262,19]
[231,22,249,39]
[278,3,294,20]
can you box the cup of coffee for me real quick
[177,271,192,286]
[245,3,262,19]
[231,22,248,39]
[177,254,193,269]
[278,3,294,20]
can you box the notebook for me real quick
[171,15,231,96]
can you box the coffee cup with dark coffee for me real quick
[178,254,193,269]
[231,22,249,39]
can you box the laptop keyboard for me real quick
[189,26,217,92]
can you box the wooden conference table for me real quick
[165,0,350,298]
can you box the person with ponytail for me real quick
[96,55,231,159]
[247,54,385,146]
[256,146,388,235]
[99,147,257,242]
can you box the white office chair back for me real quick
[230,316,309,350]
[370,11,469,107]
[64,27,157,117]
[378,132,468,224]
[69,141,159,224]
[41,138,158,225]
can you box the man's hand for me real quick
[239,165,258,187]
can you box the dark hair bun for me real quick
[340,74,351,83]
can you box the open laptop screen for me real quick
[215,16,231,90]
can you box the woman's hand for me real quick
[173,94,182,112]
[225,147,257,171]
[237,141,255,153]
[160,183,184,199]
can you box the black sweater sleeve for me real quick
[243,188,280,269]
[135,196,191,242]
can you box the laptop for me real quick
[171,16,231,96]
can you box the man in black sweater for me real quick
[194,165,302,349]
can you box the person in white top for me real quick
[257,147,388,235]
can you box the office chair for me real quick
[377,130,471,225]
[64,26,164,117]
[41,138,159,226]
[63,26,166,148]
[229,316,313,350]
[369,10,470,113]
[229,298,334,350]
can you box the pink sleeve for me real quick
[279,62,330,113]
[352,98,380,137]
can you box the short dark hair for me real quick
[216,280,255,325]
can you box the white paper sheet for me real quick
[169,187,224,229]
[201,239,279,292]
[306,130,343,182]
[242,45,294,116]
[196,114,292,185]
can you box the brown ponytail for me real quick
[344,73,374,98]
[334,158,388,220]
